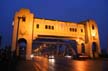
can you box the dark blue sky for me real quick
[0,0,108,51]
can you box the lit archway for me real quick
[92,42,97,58]
[65,40,78,58]
[32,38,78,58]
[18,38,27,59]
[81,43,85,54]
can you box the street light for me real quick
[30,54,34,58]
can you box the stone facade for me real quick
[12,8,101,60]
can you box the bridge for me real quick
[11,8,101,60]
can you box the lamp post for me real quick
[16,16,25,56]
[16,17,22,47]
[16,16,25,46]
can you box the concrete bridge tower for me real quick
[11,9,34,60]
[84,20,100,58]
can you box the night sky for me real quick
[0,0,108,51]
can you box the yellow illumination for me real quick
[11,8,101,60]
[73,61,87,71]
[49,59,55,63]
[92,32,96,37]
[30,54,34,58]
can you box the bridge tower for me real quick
[11,9,34,60]
[85,20,101,58]
[77,20,101,58]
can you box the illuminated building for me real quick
[11,8,101,60]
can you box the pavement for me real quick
[16,60,36,71]
[1,56,108,71]
[0,58,37,71]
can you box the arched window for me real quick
[92,42,97,58]
[92,25,95,30]
[22,16,26,22]
[36,24,39,28]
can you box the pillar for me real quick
[77,43,81,55]
[26,40,32,60]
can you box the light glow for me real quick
[65,55,72,59]
[12,21,14,26]
[92,32,96,37]
[49,55,54,59]
[49,59,55,63]
[48,55,55,64]
[30,54,34,58]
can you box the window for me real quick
[52,26,54,30]
[81,29,83,32]
[92,25,94,30]
[69,28,72,31]
[17,16,26,22]
[75,28,77,32]
[69,28,76,32]
[36,24,39,28]
[22,16,26,22]
[69,27,79,32]
[72,28,74,32]
[45,25,49,29]
[45,25,48,29]
[45,25,54,30]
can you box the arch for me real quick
[67,44,78,58]
[92,42,97,58]
[32,38,78,58]
[81,43,85,54]
[18,38,27,44]
[17,38,27,59]
[65,40,78,58]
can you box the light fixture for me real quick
[92,32,96,37]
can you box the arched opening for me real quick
[18,38,27,59]
[65,40,78,58]
[32,38,77,59]
[81,43,85,54]
[92,42,97,58]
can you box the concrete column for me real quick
[86,43,92,58]
[26,40,32,60]
[77,44,81,54]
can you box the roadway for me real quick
[16,56,108,71]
